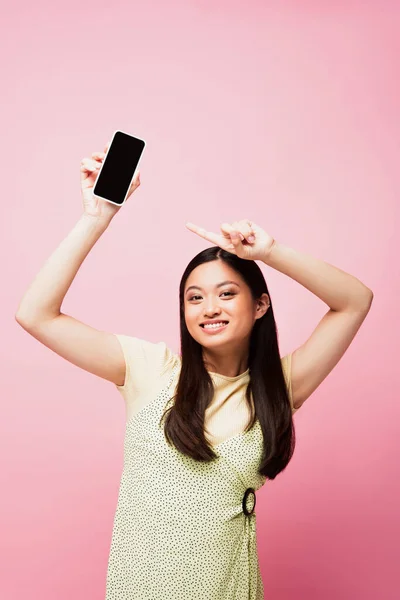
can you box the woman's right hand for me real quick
[80,142,141,223]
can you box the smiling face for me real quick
[183,259,270,362]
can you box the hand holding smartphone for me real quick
[80,130,146,221]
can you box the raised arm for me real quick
[15,144,141,387]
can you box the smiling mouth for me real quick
[200,321,229,330]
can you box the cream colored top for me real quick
[113,334,298,447]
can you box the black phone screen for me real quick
[93,131,145,206]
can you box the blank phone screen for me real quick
[93,131,145,205]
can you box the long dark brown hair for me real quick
[161,246,296,480]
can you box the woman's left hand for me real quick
[185,219,275,261]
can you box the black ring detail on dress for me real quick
[242,487,256,516]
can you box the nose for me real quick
[203,296,222,316]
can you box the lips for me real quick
[199,321,229,335]
[200,321,229,328]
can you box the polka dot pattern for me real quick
[105,363,268,599]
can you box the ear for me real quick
[255,293,270,319]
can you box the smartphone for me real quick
[92,130,146,206]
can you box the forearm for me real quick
[16,214,111,323]
[262,242,373,311]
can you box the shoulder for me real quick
[113,334,180,394]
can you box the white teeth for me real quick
[203,322,227,329]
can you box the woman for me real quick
[15,143,374,599]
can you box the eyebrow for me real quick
[185,280,240,294]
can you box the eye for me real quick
[188,291,235,301]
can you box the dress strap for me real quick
[166,362,179,390]
[158,364,179,422]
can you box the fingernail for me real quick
[248,235,255,242]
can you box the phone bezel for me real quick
[92,129,146,206]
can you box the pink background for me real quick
[3,1,399,598]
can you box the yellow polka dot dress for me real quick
[105,335,297,599]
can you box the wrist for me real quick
[261,239,278,264]
[81,213,112,231]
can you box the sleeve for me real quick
[113,334,179,398]
[281,353,299,414]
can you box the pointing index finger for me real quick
[185,222,221,246]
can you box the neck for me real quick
[202,348,249,378]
